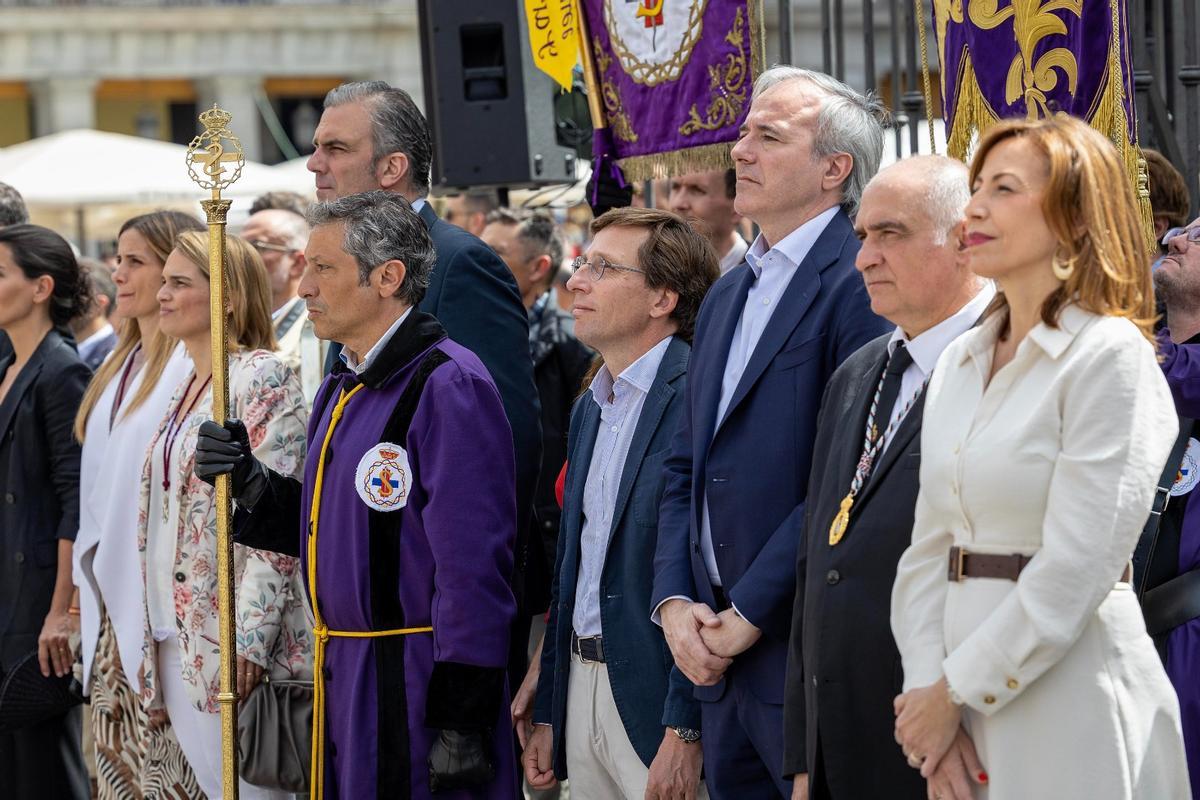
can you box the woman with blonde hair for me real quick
[890,115,1190,799]
[137,231,311,799]
[72,210,205,798]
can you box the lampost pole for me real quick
[186,104,245,800]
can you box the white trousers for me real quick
[158,634,292,800]
[565,652,708,800]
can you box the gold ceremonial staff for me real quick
[186,104,246,800]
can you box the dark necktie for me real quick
[874,341,914,437]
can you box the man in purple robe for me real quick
[1148,215,1200,798]
[195,190,519,799]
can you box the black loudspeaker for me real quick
[418,0,580,191]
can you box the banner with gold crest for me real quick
[933,0,1152,242]
[579,0,765,181]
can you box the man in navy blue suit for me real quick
[651,67,892,799]
[523,207,718,798]
[306,81,543,708]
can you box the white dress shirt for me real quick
[701,206,840,586]
[719,232,750,275]
[573,336,673,637]
[879,283,996,453]
[339,307,413,375]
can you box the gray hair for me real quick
[0,181,28,227]
[870,156,970,244]
[251,208,310,251]
[752,66,889,215]
[307,191,435,306]
[324,81,433,198]
[80,257,117,314]
[485,207,565,268]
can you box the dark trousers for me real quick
[700,671,791,799]
[0,705,88,799]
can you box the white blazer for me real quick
[891,303,1189,799]
[74,343,192,691]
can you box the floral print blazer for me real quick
[138,349,313,713]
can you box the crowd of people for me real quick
[0,63,1197,800]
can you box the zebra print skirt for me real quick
[90,612,204,799]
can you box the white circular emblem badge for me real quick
[354,442,411,512]
[1170,438,1200,497]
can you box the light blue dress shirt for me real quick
[699,206,840,587]
[572,335,674,637]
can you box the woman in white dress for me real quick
[72,210,205,798]
[137,232,312,799]
[890,115,1190,800]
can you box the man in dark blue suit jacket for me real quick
[651,67,892,798]
[524,208,718,798]
[306,81,543,696]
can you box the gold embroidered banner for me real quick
[582,0,766,181]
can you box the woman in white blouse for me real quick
[72,211,205,797]
[890,115,1190,800]
[138,232,312,799]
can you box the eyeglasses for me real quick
[570,254,646,281]
[1162,227,1200,248]
[246,239,294,254]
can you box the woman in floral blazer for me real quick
[137,231,312,799]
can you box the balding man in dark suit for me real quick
[783,156,993,800]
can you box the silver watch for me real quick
[672,726,701,744]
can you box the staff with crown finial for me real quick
[186,104,246,800]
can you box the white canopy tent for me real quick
[0,129,315,249]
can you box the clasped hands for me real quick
[659,598,760,686]
[894,677,988,800]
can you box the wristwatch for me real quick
[672,726,702,744]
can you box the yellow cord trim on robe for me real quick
[307,383,433,799]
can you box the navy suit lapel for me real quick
[716,216,850,433]
[417,199,439,231]
[562,399,602,590]
[608,337,688,539]
[696,267,753,449]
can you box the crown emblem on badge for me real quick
[380,449,400,460]
[199,105,233,131]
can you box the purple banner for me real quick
[935,0,1138,157]
[583,0,765,180]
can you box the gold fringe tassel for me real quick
[616,1,765,183]
[945,2,1153,253]
[618,140,735,181]
[944,54,996,163]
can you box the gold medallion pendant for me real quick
[829,494,854,545]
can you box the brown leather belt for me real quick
[947,546,1132,583]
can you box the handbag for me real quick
[0,650,85,733]
[238,676,313,793]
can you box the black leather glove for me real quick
[194,419,268,509]
[427,729,494,793]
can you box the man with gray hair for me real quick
[0,181,28,227]
[240,207,325,404]
[308,82,543,704]
[71,258,118,370]
[197,190,521,799]
[651,66,892,797]
[783,156,993,800]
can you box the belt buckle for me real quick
[948,546,967,582]
[575,635,596,664]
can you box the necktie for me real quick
[873,341,914,441]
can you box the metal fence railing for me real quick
[785,0,1199,217]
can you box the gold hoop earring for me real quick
[1051,251,1077,281]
